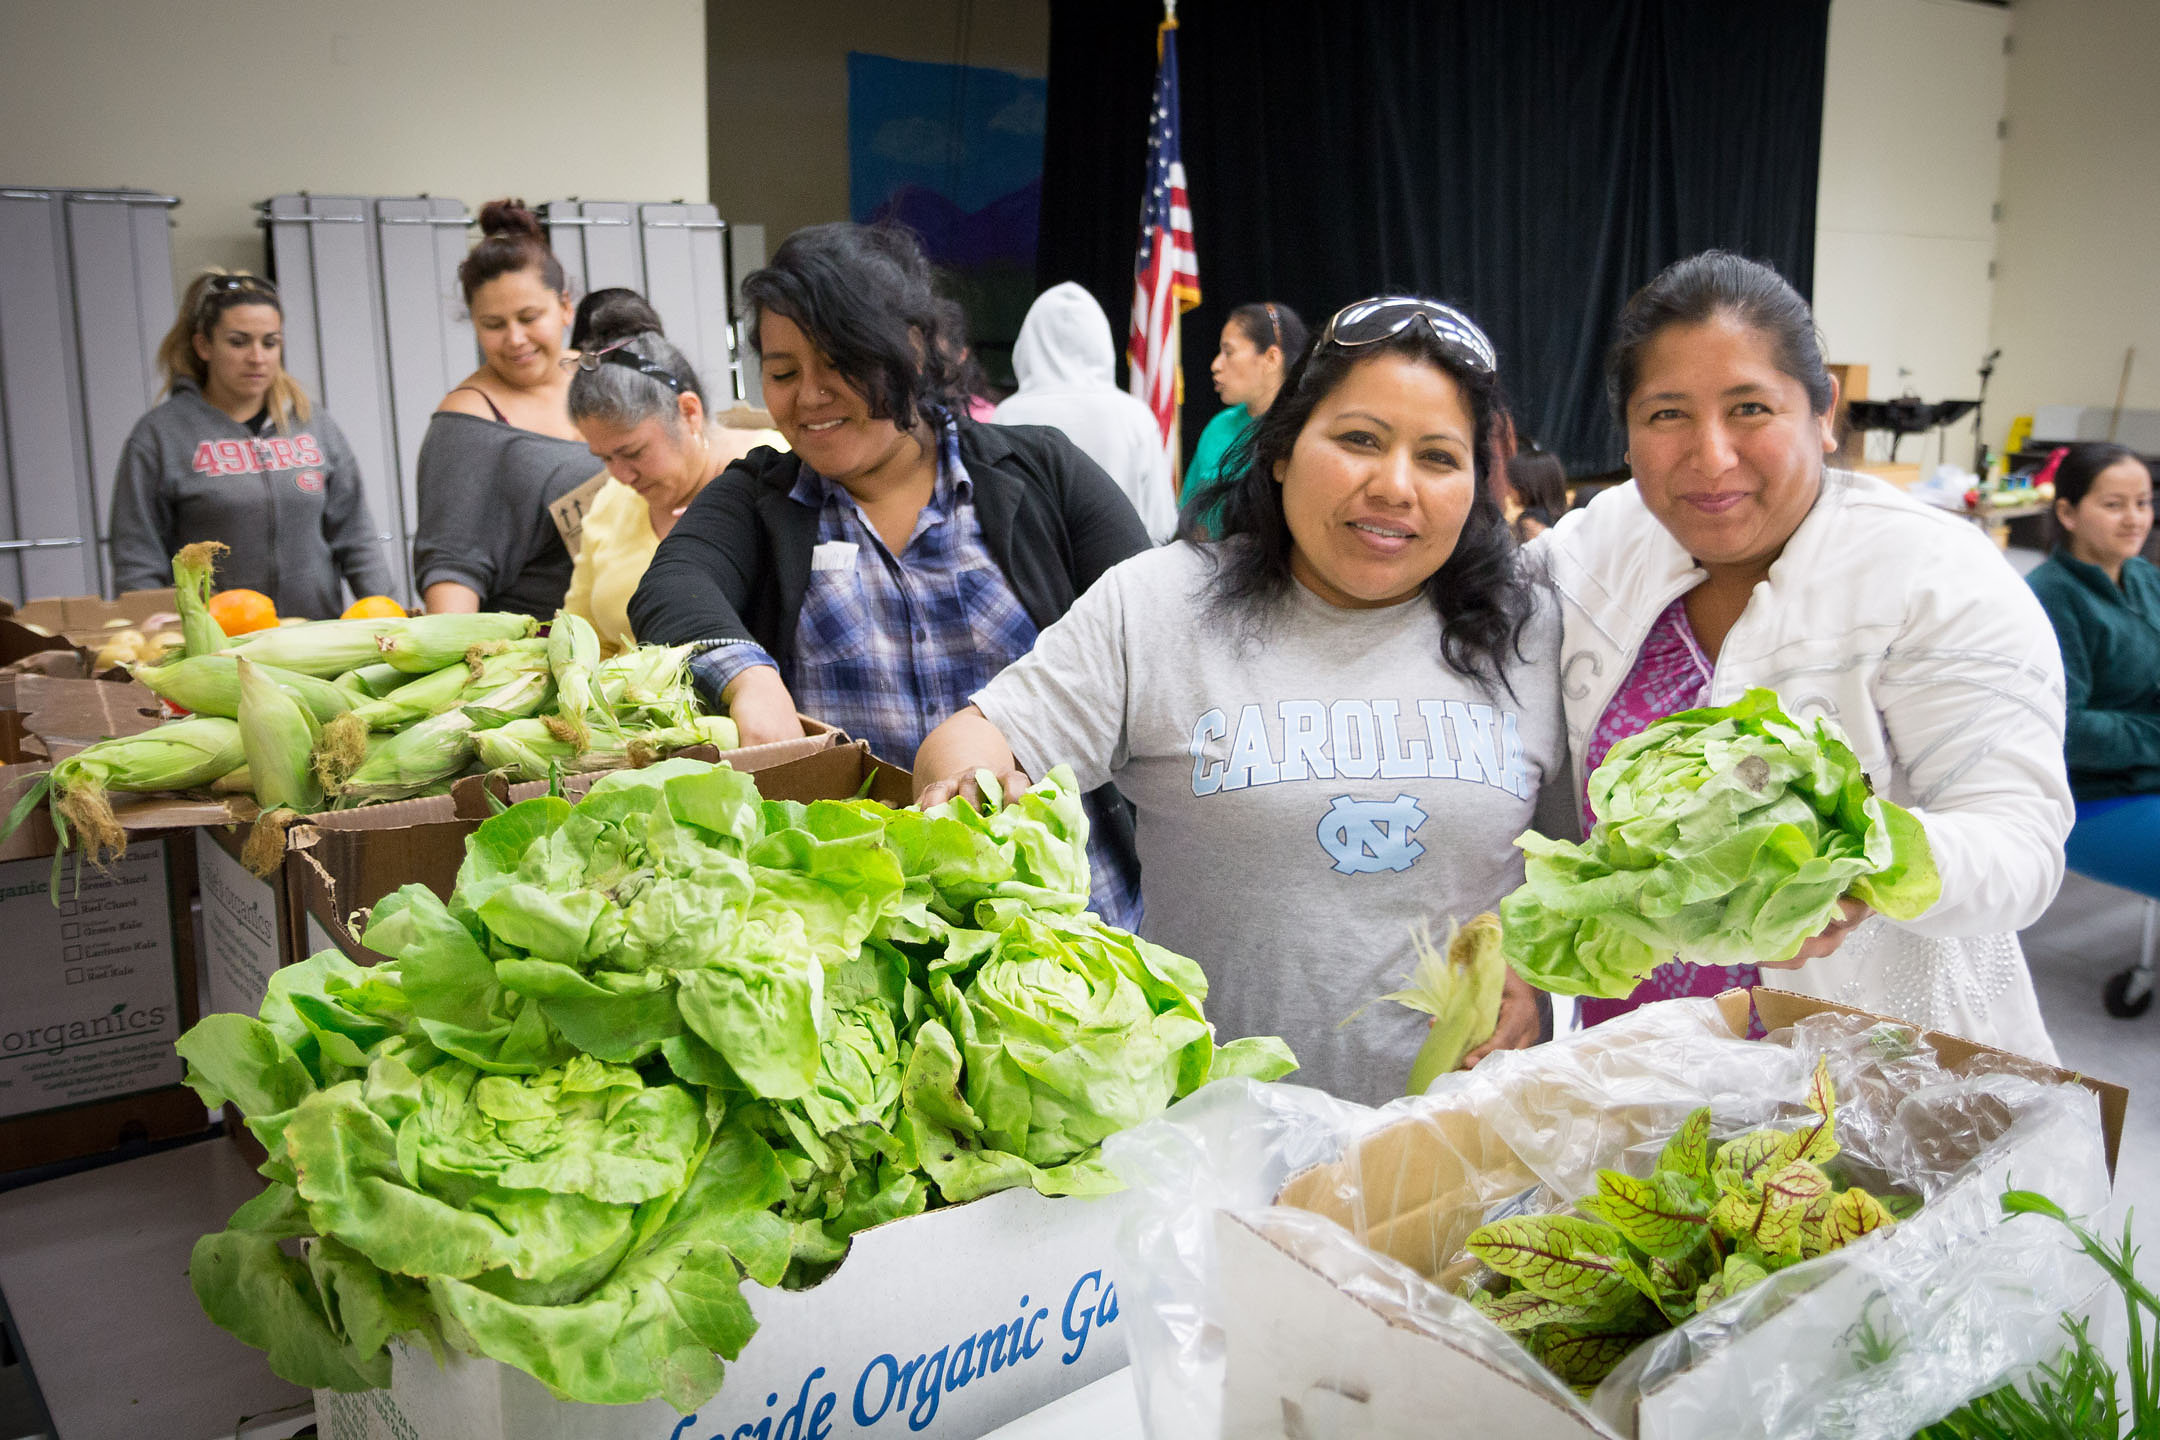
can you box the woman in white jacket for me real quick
[1533,251,2070,1058]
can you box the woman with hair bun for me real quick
[108,270,393,616]
[412,199,601,617]
[564,289,784,654]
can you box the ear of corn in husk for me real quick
[1381,913,1508,1094]
[333,708,480,803]
[344,658,485,731]
[173,542,229,659]
[336,662,412,699]
[472,717,716,781]
[545,611,613,733]
[459,666,555,730]
[131,655,361,724]
[375,613,537,673]
[0,716,246,869]
[236,657,323,813]
[219,617,406,676]
[596,643,699,727]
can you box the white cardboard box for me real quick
[1205,990,2125,1439]
[315,1183,1132,1440]
[197,826,284,1018]
[0,835,184,1121]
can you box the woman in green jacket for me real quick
[1180,301,1304,537]
[2026,441,2160,899]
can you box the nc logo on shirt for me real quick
[1317,793,1427,875]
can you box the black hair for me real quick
[931,295,993,402]
[1504,449,1569,517]
[740,222,959,431]
[1227,301,1308,366]
[565,288,704,429]
[457,200,567,307]
[1607,251,1833,423]
[2049,442,2151,551]
[570,287,652,352]
[1196,309,1538,690]
[2052,442,2146,509]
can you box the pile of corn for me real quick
[1,545,734,873]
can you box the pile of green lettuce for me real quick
[175,760,1294,1410]
[1501,689,1942,998]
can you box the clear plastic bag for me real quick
[1104,997,2112,1440]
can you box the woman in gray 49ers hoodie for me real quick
[108,270,394,618]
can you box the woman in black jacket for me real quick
[628,223,1151,922]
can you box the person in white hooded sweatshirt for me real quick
[992,283,1178,541]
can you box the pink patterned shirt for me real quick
[1575,597,1763,1028]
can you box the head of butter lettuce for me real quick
[1500,689,1941,998]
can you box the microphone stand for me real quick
[1973,349,2001,475]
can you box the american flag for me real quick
[1128,17,1199,445]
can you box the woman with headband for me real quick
[109,270,393,617]
[562,290,786,655]
[915,295,1565,1103]
[1182,301,1306,537]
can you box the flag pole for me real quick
[1162,0,1184,506]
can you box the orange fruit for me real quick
[207,588,278,636]
[342,595,408,620]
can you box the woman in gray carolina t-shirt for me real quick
[917,297,1568,1105]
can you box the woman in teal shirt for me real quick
[2026,441,2160,901]
[1181,301,1305,536]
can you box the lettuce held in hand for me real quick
[1500,689,1941,998]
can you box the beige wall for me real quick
[0,0,709,285]
[1813,0,2008,471]
[1989,0,2160,438]
[707,0,1048,251]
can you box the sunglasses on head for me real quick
[563,338,686,394]
[1319,297,1497,376]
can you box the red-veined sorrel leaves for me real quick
[1465,1215,1643,1316]
[1462,1057,1911,1391]
[1657,1106,1713,1188]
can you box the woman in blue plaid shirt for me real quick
[628,224,1153,926]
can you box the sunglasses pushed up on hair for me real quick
[1319,297,1497,376]
[562,338,686,394]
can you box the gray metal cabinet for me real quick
[0,187,176,602]
[545,201,762,406]
[263,194,475,605]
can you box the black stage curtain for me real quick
[1038,0,1830,472]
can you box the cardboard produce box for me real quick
[278,737,1132,1440]
[0,761,213,1172]
[1,586,178,643]
[316,1182,1131,1440]
[1201,990,2125,1440]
